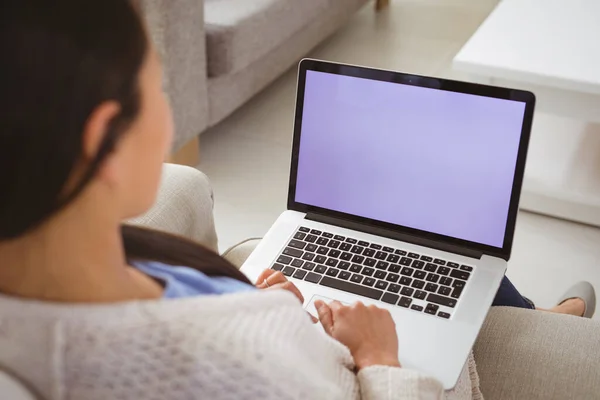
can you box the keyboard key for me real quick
[437,267,450,276]
[326,268,339,277]
[302,262,316,271]
[351,274,363,284]
[363,249,376,257]
[399,277,412,286]
[438,286,452,296]
[425,283,438,293]
[317,237,329,246]
[309,229,321,235]
[450,270,471,281]
[277,255,292,264]
[345,238,357,244]
[352,255,365,264]
[414,290,427,300]
[306,244,318,252]
[460,265,474,272]
[386,273,399,283]
[328,249,341,258]
[361,267,374,276]
[388,284,401,293]
[401,287,414,296]
[370,243,382,250]
[364,258,377,267]
[414,270,427,280]
[272,263,284,271]
[338,261,351,270]
[398,296,412,308]
[411,280,425,289]
[339,271,351,280]
[408,252,420,259]
[283,247,303,258]
[427,293,457,308]
[291,259,304,268]
[382,293,399,304]
[304,272,322,284]
[294,232,307,240]
[376,260,389,270]
[434,259,446,265]
[426,273,439,283]
[440,277,453,286]
[315,255,327,264]
[293,269,307,280]
[388,264,401,273]
[387,254,400,263]
[334,235,346,241]
[438,312,451,319]
[340,252,353,261]
[383,246,394,253]
[358,240,370,247]
[374,270,387,279]
[339,243,352,251]
[412,260,425,269]
[288,240,306,250]
[326,258,339,267]
[401,267,414,276]
[320,277,383,300]
[424,263,437,272]
[302,252,315,261]
[425,304,439,315]
[317,247,329,255]
[350,264,362,273]
[453,280,466,288]
[395,249,407,256]
[411,305,424,312]
[351,245,364,254]
[305,235,318,243]
[282,266,296,276]
[299,227,310,233]
[375,280,388,290]
[420,255,433,262]
[451,286,463,299]
[400,257,412,266]
[315,265,327,274]
[327,240,340,249]
[447,262,459,268]
[322,232,333,238]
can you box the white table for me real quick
[453,0,600,226]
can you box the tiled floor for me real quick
[199,0,600,316]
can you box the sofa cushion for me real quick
[205,0,330,77]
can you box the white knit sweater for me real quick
[0,290,481,399]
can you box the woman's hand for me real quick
[255,269,317,323]
[315,300,401,370]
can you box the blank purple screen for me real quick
[295,71,526,247]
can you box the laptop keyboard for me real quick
[271,227,474,320]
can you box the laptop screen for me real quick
[294,70,527,248]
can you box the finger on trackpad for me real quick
[304,294,350,323]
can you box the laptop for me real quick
[241,59,535,389]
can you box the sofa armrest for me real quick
[128,164,219,252]
[474,307,600,400]
[139,0,209,151]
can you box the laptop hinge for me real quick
[306,213,483,259]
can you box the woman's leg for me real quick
[492,276,535,309]
[493,276,585,316]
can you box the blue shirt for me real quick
[134,261,255,299]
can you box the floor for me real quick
[199,0,600,316]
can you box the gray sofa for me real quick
[140,0,369,151]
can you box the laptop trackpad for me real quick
[304,294,350,324]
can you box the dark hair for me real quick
[0,0,252,285]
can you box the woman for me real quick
[0,1,594,399]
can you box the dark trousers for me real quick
[492,276,535,309]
